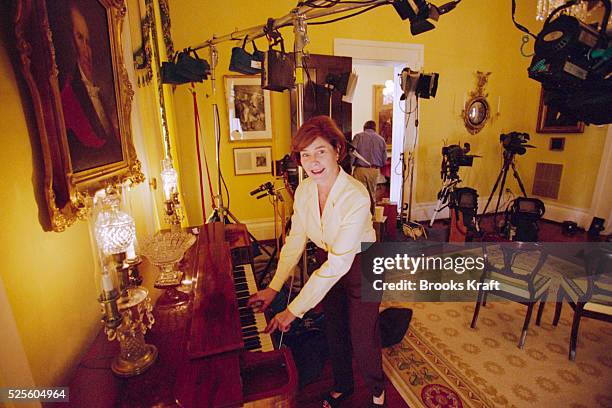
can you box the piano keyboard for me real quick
[233,263,274,352]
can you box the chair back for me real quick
[583,247,612,301]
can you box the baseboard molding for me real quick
[245,201,593,240]
[410,199,592,228]
[242,218,277,241]
[539,200,592,229]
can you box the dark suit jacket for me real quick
[61,67,123,172]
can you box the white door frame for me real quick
[334,39,424,213]
[589,125,612,233]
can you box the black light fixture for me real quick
[527,1,612,124]
[392,0,462,35]
[161,49,210,85]
[400,67,439,100]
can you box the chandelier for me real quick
[536,0,594,21]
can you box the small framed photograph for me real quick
[225,75,272,141]
[536,88,584,133]
[233,147,272,175]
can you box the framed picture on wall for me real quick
[536,88,585,133]
[225,75,272,141]
[233,147,272,175]
[373,84,393,146]
[14,0,142,231]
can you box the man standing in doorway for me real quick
[352,120,387,214]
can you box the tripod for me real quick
[429,174,461,227]
[480,148,528,228]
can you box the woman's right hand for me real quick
[247,287,278,313]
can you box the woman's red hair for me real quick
[291,115,347,165]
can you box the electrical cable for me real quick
[301,55,319,114]
[309,3,386,25]
[520,35,534,57]
[511,0,538,40]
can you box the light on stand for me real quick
[93,187,157,377]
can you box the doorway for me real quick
[334,39,423,213]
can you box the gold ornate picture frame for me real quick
[14,0,143,232]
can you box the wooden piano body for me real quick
[68,222,297,407]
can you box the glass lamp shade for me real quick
[95,192,136,256]
[160,159,178,200]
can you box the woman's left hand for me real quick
[265,309,297,333]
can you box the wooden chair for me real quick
[552,247,612,361]
[471,242,550,349]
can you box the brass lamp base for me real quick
[111,344,158,378]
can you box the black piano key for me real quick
[245,343,261,351]
[240,316,256,327]
[236,291,250,300]
[242,324,258,333]
[235,283,249,292]
[244,338,262,348]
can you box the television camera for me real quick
[500,132,535,156]
[527,0,611,125]
[274,154,299,197]
[441,143,479,181]
[430,143,481,235]
[480,132,534,232]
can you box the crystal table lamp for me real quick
[93,188,157,377]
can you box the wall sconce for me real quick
[93,187,157,377]
[160,158,183,231]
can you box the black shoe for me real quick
[369,390,386,407]
[321,389,354,408]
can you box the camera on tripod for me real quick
[499,132,534,155]
[441,142,480,182]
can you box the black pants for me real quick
[317,250,385,397]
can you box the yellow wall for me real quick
[170,0,606,224]
[0,24,101,386]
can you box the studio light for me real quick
[400,67,439,99]
[392,0,462,35]
[527,0,611,124]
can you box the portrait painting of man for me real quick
[47,0,123,173]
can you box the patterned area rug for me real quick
[382,300,612,408]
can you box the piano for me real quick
[68,222,297,407]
